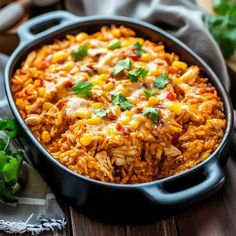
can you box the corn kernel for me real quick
[172,61,187,70]
[148,97,160,106]
[124,111,133,117]
[129,119,140,130]
[60,61,74,72]
[80,134,93,146]
[77,120,86,126]
[92,103,103,109]
[98,74,108,81]
[76,109,92,119]
[48,64,57,72]
[167,102,183,115]
[122,40,132,47]
[91,77,105,85]
[141,53,155,61]
[134,38,144,44]
[201,152,210,160]
[119,117,130,125]
[51,51,67,63]
[103,82,114,91]
[75,32,88,43]
[41,131,51,143]
[88,116,102,125]
[154,45,165,52]
[149,67,162,76]
[112,105,121,116]
[38,87,46,96]
[112,28,121,37]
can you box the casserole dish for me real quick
[4,11,234,220]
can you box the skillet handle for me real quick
[140,159,224,206]
[17,10,77,43]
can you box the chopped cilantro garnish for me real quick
[0,119,19,138]
[94,109,109,117]
[144,89,155,98]
[153,72,169,89]
[205,0,236,59]
[142,107,159,123]
[72,81,93,98]
[0,149,23,202]
[113,58,131,75]
[108,40,121,50]
[128,67,148,82]
[71,45,88,61]
[133,42,146,56]
[111,93,133,110]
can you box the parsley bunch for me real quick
[0,119,23,202]
[206,0,236,59]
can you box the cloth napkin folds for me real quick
[0,0,232,234]
[0,54,66,235]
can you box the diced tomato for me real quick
[123,127,131,136]
[107,112,117,121]
[168,66,178,74]
[129,53,140,61]
[166,91,176,100]
[136,107,143,114]
[116,123,131,136]
[116,122,124,131]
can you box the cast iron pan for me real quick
[4,11,234,222]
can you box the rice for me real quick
[11,25,226,184]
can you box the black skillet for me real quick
[4,11,234,222]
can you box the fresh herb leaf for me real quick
[1,151,23,182]
[144,89,155,98]
[113,58,131,75]
[142,107,159,123]
[133,42,146,56]
[205,0,236,59]
[108,40,121,50]
[128,67,149,82]
[111,93,133,110]
[72,81,93,98]
[0,149,23,202]
[153,72,169,89]
[94,109,109,117]
[0,119,19,138]
[213,0,236,15]
[71,45,88,61]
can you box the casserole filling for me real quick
[12,25,226,184]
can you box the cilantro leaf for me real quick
[72,81,93,98]
[144,89,155,98]
[108,40,121,50]
[142,107,160,123]
[128,67,149,82]
[94,109,109,117]
[133,42,146,56]
[111,93,133,110]
[71,45,88,61]
[0,150,23,202]
[113,58,131,75]
[205,0,236,59]
[153,72,169,89]
[1,151,23,182]
[0,119,20,138]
